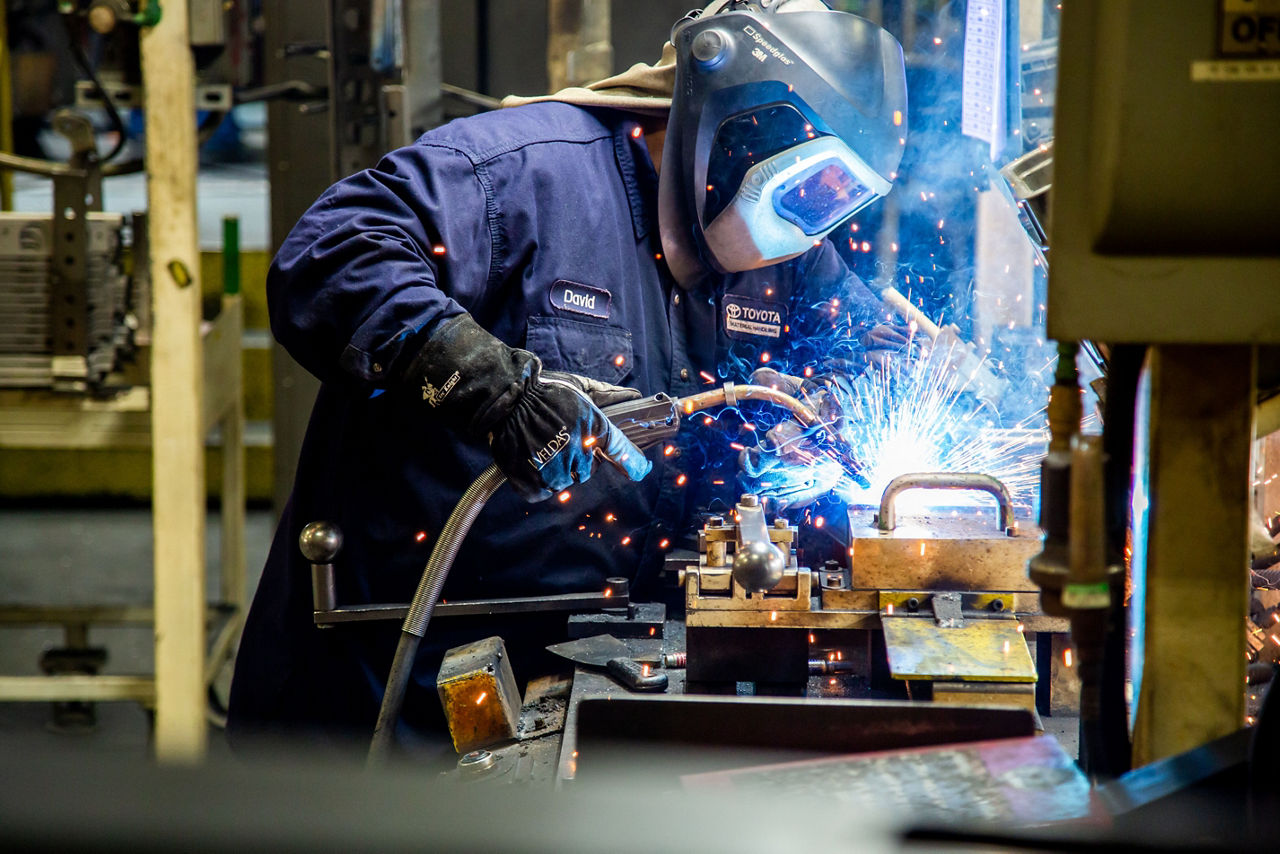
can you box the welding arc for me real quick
[369,384,822,759]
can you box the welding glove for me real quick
[858,321,912,372]
[404,313,651,501]
[735,366,864,510]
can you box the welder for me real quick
[228,0,909,752]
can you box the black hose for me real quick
[61,13,129,164]
[368,464,507,764]
[1086,343,1145,780]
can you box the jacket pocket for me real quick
[525,315,633,385]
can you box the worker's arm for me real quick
[266,141,491,390]
[266,142,650,499]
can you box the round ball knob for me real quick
[692,30,726,63]
[732,539,785,593]
[299,521,343,564]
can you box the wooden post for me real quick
[141,2,207,762]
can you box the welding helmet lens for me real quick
[773,158,877,235]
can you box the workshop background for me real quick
[2,1,1278,850]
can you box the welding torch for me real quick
[369,383,833,763]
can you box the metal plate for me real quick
[881,616,1036,682]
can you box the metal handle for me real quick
[877,473,1015,533]
[732,495,785,592]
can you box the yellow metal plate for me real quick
[882,617,1036,682]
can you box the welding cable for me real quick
[369,462,506,764]
[61,12,129,164]
[369,384,822,761]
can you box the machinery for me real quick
[681,472,1072,716]
[0,111,141,392]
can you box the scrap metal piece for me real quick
[436,636,522,754]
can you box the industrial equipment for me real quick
[0,112,141,392]
[682,472,1071,714]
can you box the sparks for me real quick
[621,536,631,545]
[659,538,670,549]
[431,244,446,256]
[676,474,687,486]
[614,354,625,367]
[838,342,1045,514]
[558,491,571,503]
[475,691,487,705]
[414,531,427,543]
[1064,649,1074,668]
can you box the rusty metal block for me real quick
[847,507,1043,592]
[436,636,522,754]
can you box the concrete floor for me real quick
[0,506,274,758]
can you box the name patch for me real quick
[723,294,787,340]
[551,280,611,319]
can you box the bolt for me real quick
[989,599,1006,613]
[708,516,725,527]
[906,597,920,613]
[739,494,759,507]
[774,517,789,529]
[458,749,496,777]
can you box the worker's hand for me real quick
[490,370,652,501]
[859,321,911,351]
[404,313,651,502]
[738,427,847,511]
[734,366,864,510]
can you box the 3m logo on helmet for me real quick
[742,25,794,66]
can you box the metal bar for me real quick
[313,590,632,625]
[0,605,156,625]
[878,472,1016,533]
[0,675,155,704]
[0,604,235,626]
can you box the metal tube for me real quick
[370,463,506,763]
[677,384,822,427]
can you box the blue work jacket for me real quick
[227,102,886,746]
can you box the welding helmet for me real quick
[659,1,907,283]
